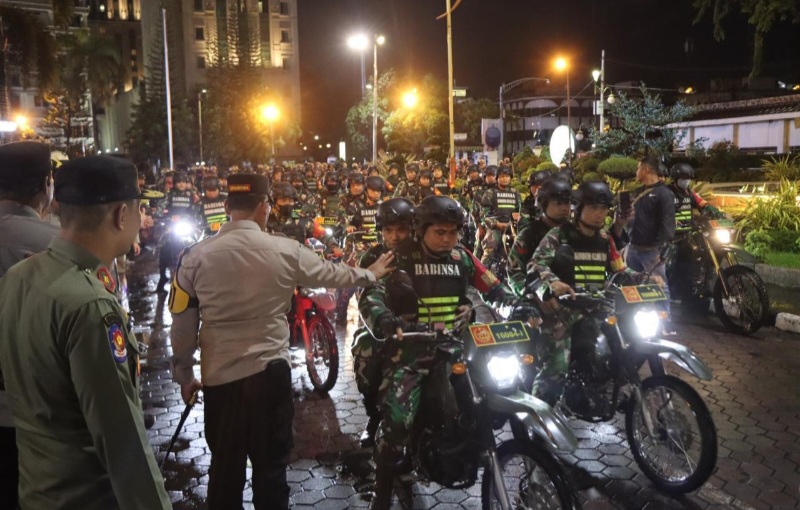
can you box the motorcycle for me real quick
[664,215,770,335]
[333,230,373,325]
[484,214,518,282]
[375,271,579,510]
[288,239,340,393]
[157,215,203,282]
[522,266,717,494]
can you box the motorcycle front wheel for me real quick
[305,314,339,394]
[626,375,717,494]
[481,440,575,510]
[712,265,769,335]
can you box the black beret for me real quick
[0,141,52,191]
[227,173,270,195]
[55,155,144,205]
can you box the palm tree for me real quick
[0,6,58,120]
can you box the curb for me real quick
[755,263,800,288]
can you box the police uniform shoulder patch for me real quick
[104,313,127,363]
[96,267,116,293]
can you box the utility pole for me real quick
[445,0,456,183]
[162,8,174,170]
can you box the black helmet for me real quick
[290,171,304,183]
[497,166,513,177]
[405,163,420,174]
[552,168,575,184]
[272,182,297,200]
[324,172,340,193]
[349,172,365,185]
[174,172,190,183]
[388,163,401,173]
[432,163,444,173]
[657,163,669,177]
[528,170,551,187]
[670,163,695,180]
[413,196,466,233]
[203,177,220,190]
[376,198,414,229]
[366,175,385,192]
[467,164,480,175]
[536,178,573,208]
[572,181,614,208]
[419,169,432,180]
[483,165,498,178]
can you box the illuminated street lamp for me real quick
[402,89,418,109]
[372,35,385,163]
[14,115,28,129]
[347,33,369,95]
[554,56,571,130]
[261,104,279,162]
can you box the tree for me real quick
[454,97,497,144]
[382,74,449,155]
[345,69,398,160]
[693,0,800,77]
[590,86,695,159]
[0,6,58,119]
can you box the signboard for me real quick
[620,285,667,303]
[453,87,467,97]
[454,133,468,141]
[469,321,530,347]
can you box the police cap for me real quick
[227,173,270,195]
[0,141,52,192]
[55,155,144,205]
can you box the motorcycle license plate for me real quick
[709,219,734,229]
[468,321,529,347]
[620,285,667,303]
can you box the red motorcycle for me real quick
[288,240,339,393]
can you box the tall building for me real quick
[141,0,301,140]
[87,0,145,152]
[3,0,93,151]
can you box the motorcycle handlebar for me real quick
[389,330,463,345]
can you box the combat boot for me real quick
[369,466,393,510]
[359,415,380,448]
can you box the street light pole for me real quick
[599,49,606,132]
[445,0,456,178]
[566,67,571,130]
[269,121,275,161]
[372,39,379,163]
[197,90,205,163]
[360,52,366,97]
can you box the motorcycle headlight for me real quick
[174,221,193,237]
[633,310,660,339]
[486,354,520,390]
[715,228,731,245]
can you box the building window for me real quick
[282,57,289,69]
[197,56,206,69]
[195,27,204,40]
[259,0,266,13]
[194,0,204,11]
[280,30,290,43]
[34,94,43,107]
[280,2,289,15]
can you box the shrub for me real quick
[744,229,800,261]
[581,171,604,183]
[763,154,800,181]
[574,156,602,174]
[597,156,638,180]
[535,161,559,173]
[735,179,800,237]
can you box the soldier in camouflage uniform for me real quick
[415,169,435,202]
[351,198,415,448]
[359,196,514,510]
[479,165,521,265]
[472,165,497,259]
[198,177,229,236]
[507,178,572,296]
[518,170,552,230]
[267,182,338,249]
[431,163,451,196]
[385,163,401,195]
[528,181,657,405]
[317,172,347,230]
[459,164,482,210]
[392,163,419,200]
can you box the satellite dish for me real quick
[549,125,575,166]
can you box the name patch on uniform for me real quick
[229,184,252,192]
[414,263,461,276]
[106,317,127,363]
[574,252,606,262]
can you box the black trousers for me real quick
[204,360,294,510]
[0,426,18,510]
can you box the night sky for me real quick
[297,0,800,141]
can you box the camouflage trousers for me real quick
[530,309,584,406]
[374,340,439,467]
[479,228,503,266]
[351,328,386,422]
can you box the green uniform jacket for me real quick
[0,238,171,510]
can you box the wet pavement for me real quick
[123,249,800,510]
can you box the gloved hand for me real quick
[376,313,404,340]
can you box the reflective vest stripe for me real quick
[419,305,458,314]
[576,265,605,272]
[205,213,227,223]
[419,296,459,305]
[576,274,606,281]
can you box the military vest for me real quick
[201,198,227,232]
[673,190,693,232]
[321,194,342,226]
[551,223,609,290]
[269,214,306,244]
[305,179,319,193]
[491,188,519,221]
[168,191,193,215]
[433,178,450,196]
[404,245,468,329]
[354,199,379,243]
